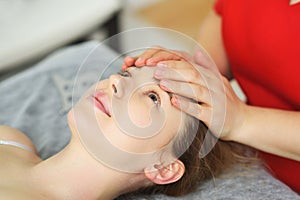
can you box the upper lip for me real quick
[92,91,111,117]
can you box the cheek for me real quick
[158,106,184,142]
[95,100,183,154]
[128,95,152,127]
[166,107,183,133]
[97,114,163,153]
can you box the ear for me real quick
[144,160,185,185]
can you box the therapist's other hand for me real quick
[122,48,246,141]
[122,46,192,70]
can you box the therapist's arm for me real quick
[197,6,300,160]
[196,10,232,79]
[232,105,300,161]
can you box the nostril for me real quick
[112,84,117,93]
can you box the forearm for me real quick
[233,105,300,161]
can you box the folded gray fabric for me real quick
[0,41,121,158]
[120,167,299,200]
[0,41,298,200]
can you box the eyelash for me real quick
[144,90,161,105]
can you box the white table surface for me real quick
[0,0,121,71]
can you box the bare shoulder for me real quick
[0,125,38,155]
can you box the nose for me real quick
[108,74,123,98]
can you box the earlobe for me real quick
[144,160,185,185]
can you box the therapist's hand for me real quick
[122,46,192,69]
[122,47,247,141]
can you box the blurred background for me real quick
[0,0,214,81]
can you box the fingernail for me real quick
[154,68,164,78]
[160,80,171,90]
[159,82,168,91]
[171,96,180,106]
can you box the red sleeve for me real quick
[214,0,223,16]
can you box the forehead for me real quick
[127,66,159,84]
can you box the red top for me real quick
[214,0,300,192]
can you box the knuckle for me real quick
[191,70,202,83]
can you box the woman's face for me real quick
[68,67,185,171]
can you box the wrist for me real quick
[227,103,251,143]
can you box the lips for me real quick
[91,91,111,117]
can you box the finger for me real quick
[121,64,127,71]
[135,46,163,66]
[121,63,138,71]
[156,60,223,89]
[146,50,183,66]
[122,56,138,71]
[171,95,211,126]
[171,50,193,61]
[154,61,206,85]
[124,56,137,66]
[159,79,211,105]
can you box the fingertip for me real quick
[124,56,135,65]
[171,96,182,109]
[171,95,179,105]
[159,82,168,90]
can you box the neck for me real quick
[32,135,145,200]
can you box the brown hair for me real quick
[128,115,255,197]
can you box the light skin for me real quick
[0,67,186,199]
[122,11,300,161]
